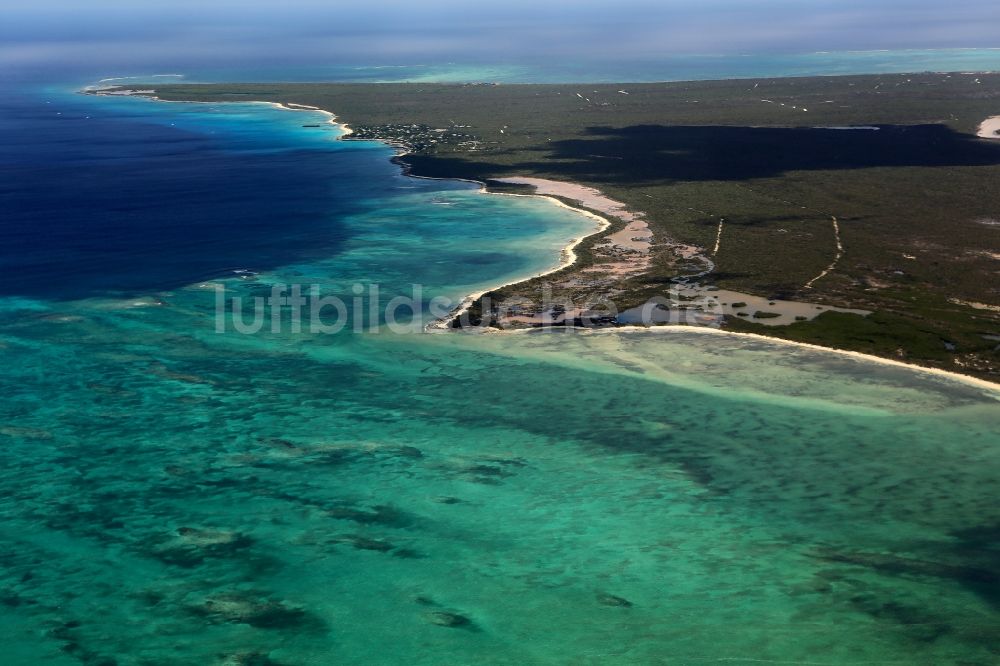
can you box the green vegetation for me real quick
[127,73,1000,381]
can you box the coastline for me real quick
[274,101,354,137]
[82,87,618,331]
[82,87,354,138]
[423,190,609,331]
[84,88,1000,390]
[390,139,999,392]
[428,176,998,394]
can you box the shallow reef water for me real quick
[0,82,998,665]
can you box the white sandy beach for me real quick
[491,178,643,223]
[276,102,354,136]
[86,88,354,138]
[425,182,610,331]
[493,177,654,276]
[425,175,670,330]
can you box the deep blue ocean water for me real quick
[0,56,998,664]
[0,84,437,301]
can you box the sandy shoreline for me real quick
[491,178,644,224]
[494,178,654,277]
[424,186,610,330]
[275,102,354,136]
[83,87,354,138]
[87,88,999,390]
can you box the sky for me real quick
[2,1,999,74]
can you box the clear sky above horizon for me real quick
[2,1,999,73]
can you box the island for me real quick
[95,73,1000,382]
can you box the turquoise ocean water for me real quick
[1,55,999,664]
[88,48,1000,84]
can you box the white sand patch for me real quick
[976,116,1000,139]
[491,178,642,223]
[492,177,655,281]
[950,298,1000,313]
